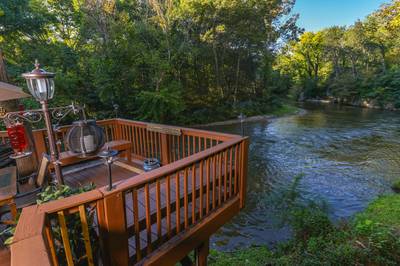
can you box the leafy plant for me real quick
[1,183,96,265]
[36,184,95,204]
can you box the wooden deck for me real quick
[64,159,142,188]
[5,118,249,266]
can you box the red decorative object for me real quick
[6,123,28,153]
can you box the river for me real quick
[208,102,400,251]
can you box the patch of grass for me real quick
[392,180,400,193]
[210,194,400,265]
[271,104,300,117]
[355,194,400,230]
[209,246,272,266]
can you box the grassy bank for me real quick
[270,104,301,117]
[210,194,400,265]
[194,103,301,127]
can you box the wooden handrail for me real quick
[111,137,245,193]
[11,118,248,266]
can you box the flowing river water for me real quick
[208,102,400,251]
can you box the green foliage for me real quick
[37,184,98,265]
[0,184,96,260]
[1,0,300,125]
[137,83,184,123]
[211,185,400,265]
[276,0,400,108]
[209,246,272,266]
[36,183,95,204]
[392,180,400,192]
[355,194,400,230]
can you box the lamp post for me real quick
[22,60,64,184]
[238,113,246,136]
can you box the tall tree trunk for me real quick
[379,46,387,73]
[0,50,8,82]
[212,44,222,97]
[0,49,38,173]
[233,53,241,107]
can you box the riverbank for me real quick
[210,194,400,265]
[305,98,400,111]
[194,104,302,127]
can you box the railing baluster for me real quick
[177,135,181,160]
[240,138,249,208]
[156,180,162,239]
[192,136,196,154]
[229,147,233,197]
[212,156,216,210]
[144,184,152,254]
[44,219,59,266]
[151,131,155,158]
[199,160,204,219]
[218,153,222,206]
[175,172,181,233]
[234,144,239,194]
[224,150,228,201]
[197,136,200,153]
[182,134,186,158]
[166,175,172,238]
[134,126,139,156]
[132,189,141,261]
[79,205,94,266]
[171,135,176,162]
[184,168,189,229]
[192,164,196,224]
[57,211,74,266]
[206,158,210,215]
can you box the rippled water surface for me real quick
[209,103,400,251]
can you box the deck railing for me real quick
[8,119,249,266]
[1,118,236,167]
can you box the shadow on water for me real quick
[208,103,400,251]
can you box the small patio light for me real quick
[98,148,118,191]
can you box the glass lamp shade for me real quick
[22,61,55,102]
[25,78,55,102]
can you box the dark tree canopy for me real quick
[0,0,299,124]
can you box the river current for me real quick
[209,103,400,251]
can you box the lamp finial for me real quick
[34,59,40,70]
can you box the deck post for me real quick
[195,238,209,266]
[239,138,249,209]
[160,133,170,165]
[114,119,122,140]
[32,130,47,163]
[100,191,129,266]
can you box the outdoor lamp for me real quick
[21,60,63,184]
[22,60,55,102]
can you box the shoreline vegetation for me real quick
[210,194,400,265]
[305,98,400,112]
[194,104,302,128]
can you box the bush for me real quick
[210,192,400,265]
[209,246,272,266]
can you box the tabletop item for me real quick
[143,158,161,172]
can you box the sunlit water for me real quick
[208,103,400,251]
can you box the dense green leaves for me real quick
[1,0,299,124]
[276,0,400,108]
